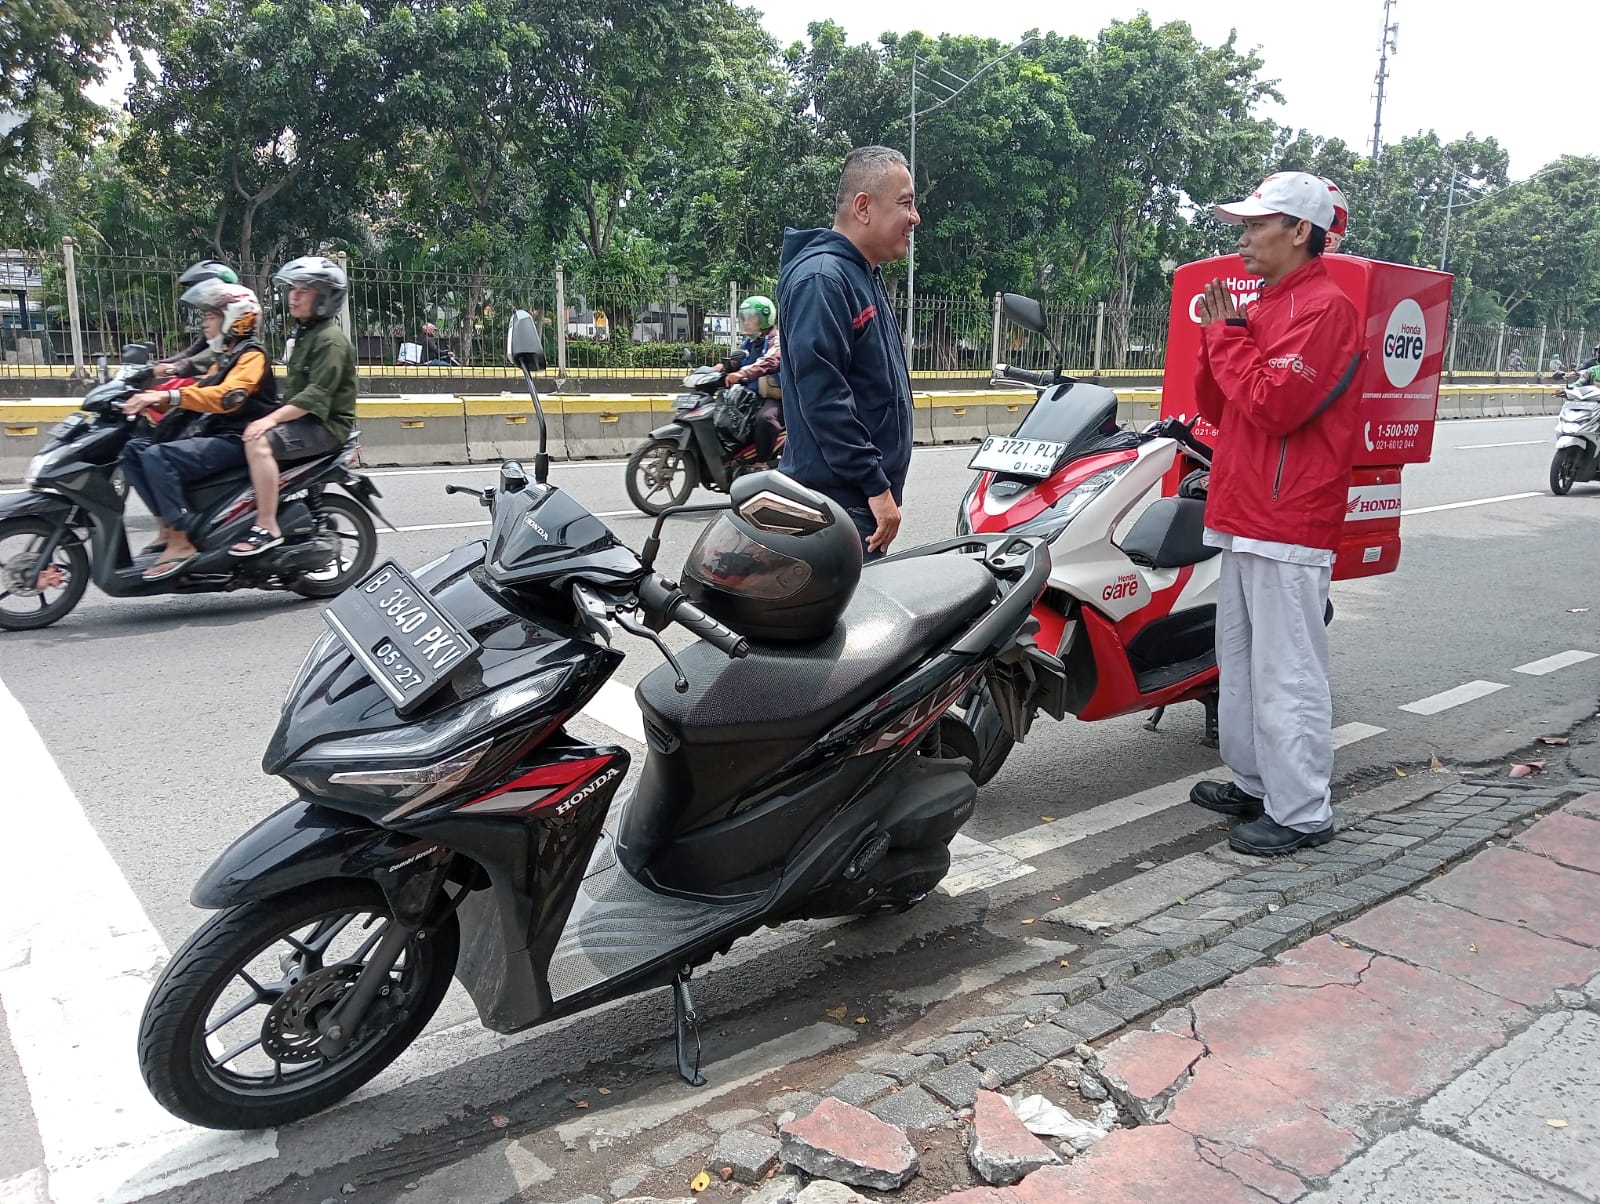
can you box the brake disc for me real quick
[260,964,363,1064]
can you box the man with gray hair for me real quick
[776,145,920,557]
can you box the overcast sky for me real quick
[752,0,1593,181]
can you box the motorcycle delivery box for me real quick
[1160,253,1452,579]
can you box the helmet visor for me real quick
[686,518,813,600]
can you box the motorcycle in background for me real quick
[0,344,390,630]
[1549,380,1600,495]
[625,356,782,515]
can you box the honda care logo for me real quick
[1382,298,1427,388]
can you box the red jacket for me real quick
[1195,257,1364,552]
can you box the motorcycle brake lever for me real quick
[614,608,690,692]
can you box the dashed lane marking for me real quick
[1513,650,1598,676]
[1333,722,1387,748]
[1399,680,1510,716]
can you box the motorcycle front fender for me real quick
[191,797,431,909]
[0,490,74,523]
[647,421,692,447]
[1556,434,1594,451]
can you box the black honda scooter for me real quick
[137,311,1066,1130]
[0,344,390,630]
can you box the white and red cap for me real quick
[1215,171,1344,232]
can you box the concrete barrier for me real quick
[463,394,557,463]
[351,399,468,467]
[560,395,655,460]
[928,392,991,444]
[0,386,1571,483]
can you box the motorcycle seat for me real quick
[637,555,998,745]
[1119,497,1219,569]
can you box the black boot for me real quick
[1229,815,1335,856]
[1189,779,1265,819]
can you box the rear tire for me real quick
[1551,447,1580,496]
[627,439,698,515]
[0,516,90,631]
[291,493,378,598]
[137,879,458,1130]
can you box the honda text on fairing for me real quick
[949,294,1330,785]
[136,310,1066,1130]
[0,345,388,630]
[1549,379,1600,495]
[625,356,783,515]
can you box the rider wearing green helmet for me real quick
[726,294,784,464]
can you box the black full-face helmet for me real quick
[681,471,863,644]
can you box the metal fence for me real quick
[2,241,1587,385]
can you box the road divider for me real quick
[0,386,1564,480]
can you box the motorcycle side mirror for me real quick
[1001,293,1049,337]
[506,310,551,486]
[506,310,545,371]
[120,343,152,365]
[1001,293,1065,375]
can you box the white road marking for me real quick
[1332,722,1387,749]
[1453,440,1547,450]
[582,679,648,743]
[0,1169,46,1204]
[0,676,276,1204]
[1399,680,1510,716]
[1402,492,1541,516]
[992,769,1219,861]
[1513,649,1599,676]
[939,833,1037,897]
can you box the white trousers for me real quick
[1215,549,1335,832]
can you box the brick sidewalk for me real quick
[911,789,1600,1202]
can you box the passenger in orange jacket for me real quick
[1186,171,1364,857]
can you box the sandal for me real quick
[229,525,284,557]
[138,540,166,557]
[143,551,197,582]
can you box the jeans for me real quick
[124,434,245,527]
[845,505,884,562]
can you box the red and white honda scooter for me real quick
[953,294,1225,785]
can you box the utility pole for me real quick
[1370,0,1399,160]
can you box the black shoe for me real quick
[1229,815,1336,857]
[1189,779,1265,819]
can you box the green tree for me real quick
[1,0,170,244]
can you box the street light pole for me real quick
[903,35,1036,369]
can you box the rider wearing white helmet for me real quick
[121,281,279,579]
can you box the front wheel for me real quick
[627,438,698,515]
[0,516,91,631]
[138,879,458,1130]
[1551,446,1581,495]
[291,493,378,598]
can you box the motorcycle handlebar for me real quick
[993,363,1051,388]
[637,575,749,659]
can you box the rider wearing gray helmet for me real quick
[230,255,357,556]
[156,260,240,379]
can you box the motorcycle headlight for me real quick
[23,447,62,488]
[1008,464,1133,540]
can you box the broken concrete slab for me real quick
[967,1091,1060,1186]
[779,1097,920,1191]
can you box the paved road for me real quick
[1,415,1597,1203]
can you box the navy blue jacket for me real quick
[775,228,913,509]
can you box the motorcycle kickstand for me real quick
[1143,705,1166,734]
[1200,693,1220,749]
[673,969,708,1087]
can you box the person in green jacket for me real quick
[231,256,358,556]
